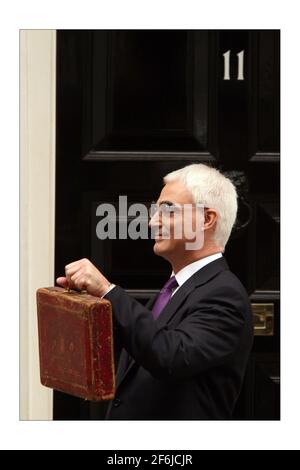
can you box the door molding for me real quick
[20,30,56,420]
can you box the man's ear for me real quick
[204,209,218,231]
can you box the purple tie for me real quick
[152,276,178,319]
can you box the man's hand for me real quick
[56,258,111,297]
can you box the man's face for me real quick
[149,181,203,263]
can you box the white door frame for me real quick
[20,30,56,420]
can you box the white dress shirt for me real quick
[103,252,222,298]
[171,252,223,296]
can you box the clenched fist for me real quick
[56,258,111,297]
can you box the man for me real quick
[57,163,253,419]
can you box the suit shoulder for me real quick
[217,269,249,297]
[193,268,251,313]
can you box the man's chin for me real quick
[153,240,165,256]
[153,239,171,258]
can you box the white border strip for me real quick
[20,30,56,420]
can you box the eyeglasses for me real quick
[149,202,206,218]
[149,203,179,217]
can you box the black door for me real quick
[54,30,280,420]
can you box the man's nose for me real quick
[149,210,161,228]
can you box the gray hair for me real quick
[163,164,238,249]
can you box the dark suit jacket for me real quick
[105,257,253,420]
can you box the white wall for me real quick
[20,30,56,420]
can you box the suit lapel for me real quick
[156,257,229,326]
[155,279,196,327]
[116,257,229,390]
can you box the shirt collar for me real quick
[173,253,223,288]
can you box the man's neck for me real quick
[171,246,223,274]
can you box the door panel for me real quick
[55,30,280,420]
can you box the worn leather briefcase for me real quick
[36,287,115,401]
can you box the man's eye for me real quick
[161,204,175,214]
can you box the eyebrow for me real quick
[158,200,175,206]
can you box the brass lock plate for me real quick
[252,303,274,336]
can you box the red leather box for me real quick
[36,287,115,401]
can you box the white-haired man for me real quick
[57,164,253,419]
